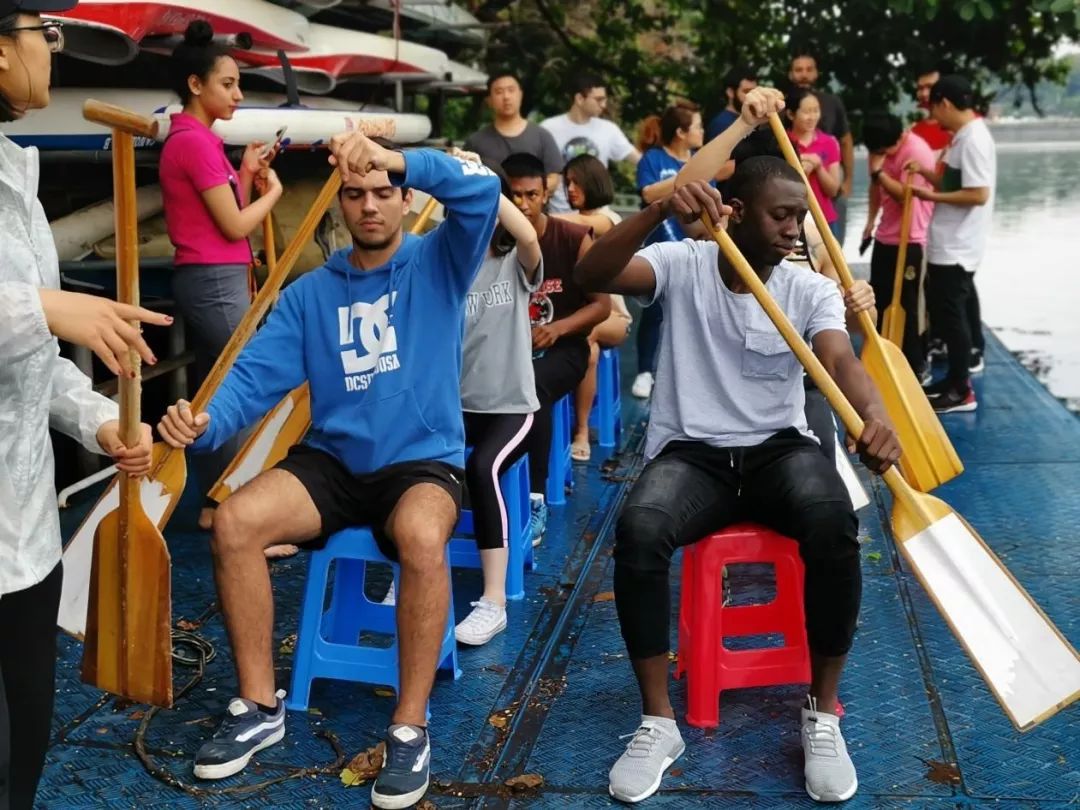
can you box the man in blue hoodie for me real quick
[158,132,500,809]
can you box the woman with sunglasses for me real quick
[0,3,157,807]
[160,20,283,532]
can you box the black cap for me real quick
[0,0,78,15]
[929,74,975,111]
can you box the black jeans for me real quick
[926,263,978,386]
[870,239,927,374]
[614,431,861,660]
[525,337,589,494]
[0,562,62,810]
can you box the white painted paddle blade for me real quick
[220,393,300,496]
[835,438,870,511]
[58,477,173,638]
[904,512,1080,730]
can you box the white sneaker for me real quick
[608,715,685,803]
[631,372,654,399]
[454,598,507,645]
[801,696,858,802]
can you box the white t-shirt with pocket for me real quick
[927,117,996,272]
[636,239,847,461]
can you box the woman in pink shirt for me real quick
[785,87,841,236]
[160,21,283,529]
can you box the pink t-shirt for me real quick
[159,113,252,267]
[789,129,840,223]
[875,131,936,246]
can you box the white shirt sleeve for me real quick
[634,240,692,307]
[49,353,119,455]
[805,277,847,340]
[606,120,637,162]
[959,128,995,189]
[0,282,52,363]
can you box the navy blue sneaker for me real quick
[193,690,286,779]
[529,497,548,548]
[371,724,431,809]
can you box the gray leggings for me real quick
[172,264,251,502]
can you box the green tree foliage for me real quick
[459,0,1080,138]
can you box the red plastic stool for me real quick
[675,523,812,728]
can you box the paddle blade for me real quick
[893,492,1080,731]
[209,384,312,503]
[861,337,963,491]
[81,502,173,707]
[148,441,187,530]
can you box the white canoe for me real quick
[4,88,431,149]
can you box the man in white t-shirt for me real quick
[909,74,995,414]
[574,159,899,805]
[541,71,641,213]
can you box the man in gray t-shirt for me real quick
[574,157,899,805]
[465,73,563,193]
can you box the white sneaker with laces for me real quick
[608,715,685,803]
[454,597,507,645]
[801,696,858,802]
[631,372,654,399]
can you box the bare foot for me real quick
[198,507,215,531]
[265,544,300,559]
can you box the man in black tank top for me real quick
[502,153,611,543]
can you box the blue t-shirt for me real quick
[637,146,710,245]
[706,109,740,142]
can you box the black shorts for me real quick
[275,444,464,560]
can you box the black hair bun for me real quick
[183,19,215,47]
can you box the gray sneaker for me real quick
[608,715,685,803]
[801,696,858,802]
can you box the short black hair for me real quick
[785,86,819,117]
[789,47,818,67]
[569,71,604,99]
[731,127,784,165]
[862,112,903,152]
[728,156,804,207]
[486,71,520,95]
[564,154,614,210]
[501,152,547,181]
[723,65,756,93]
[929,74,974,110]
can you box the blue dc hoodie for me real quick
[191,149,500,473]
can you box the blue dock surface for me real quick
[41,332,1079,809]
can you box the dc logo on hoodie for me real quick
[338,293,401,391]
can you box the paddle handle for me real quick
[890,176,915,311]
[767,114,876,336]
[410,196,439,233]
[83,99,159,140]
[188,171,341,415]
[706,220,908,495]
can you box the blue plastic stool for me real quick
[287,527,460,712]
[588,347,622,448]
[546,394,574,506]
[450,454,534,600]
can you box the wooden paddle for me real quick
[208,193,441,502]
[707,218,1080,731]
[881,173,915,346]
[80,101,173,706]
[59,109,343,639]
[768,113,962,493]
[263,212,277,275]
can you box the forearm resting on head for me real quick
[498,195,541,270]
[573,202,667,296]
[676,118,754,188]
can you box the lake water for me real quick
[841,120,1080,412]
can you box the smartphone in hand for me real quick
[260,126,288,162]
[859,235,872,256]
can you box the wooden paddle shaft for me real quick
[707,221,910,496]
[891,176,915,308]
[767,115,875,332]
[83,99,159,140]
[411,196,439,232]
[263,213,277,274]
[187,171,341,417]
